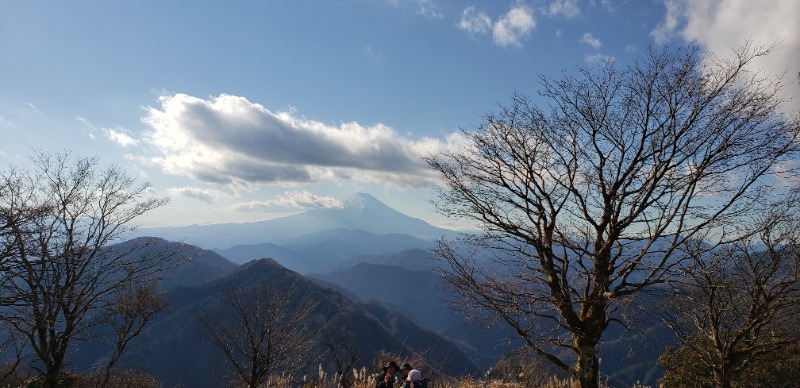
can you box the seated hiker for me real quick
[375,360,401,388]
[402,369,427,388]
[400,363,413,381]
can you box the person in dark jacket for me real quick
[399,363,413,381]
[375,360,401,388]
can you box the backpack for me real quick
[411,378,429,388]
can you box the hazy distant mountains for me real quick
[56,191,669,386]
[140,193,455,249]
[114,256,478,387]
[311,261,520,369]
[215,229,438,273]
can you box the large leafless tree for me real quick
[200,278,317,388]
[0,152,172,387]
[425,43,799,387]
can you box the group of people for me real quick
[375,360,427,388]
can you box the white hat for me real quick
[407,369,423,381]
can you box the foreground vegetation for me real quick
[0,367,653,388]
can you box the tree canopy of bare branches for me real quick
[658,196,800,388]
[425,43,800,388]
[201,277,317,388]
[0,151,171,387]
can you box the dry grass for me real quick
[254,367,653,388]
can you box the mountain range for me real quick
[63,193,669,386]
[139,193,456,249]
[68,244,479,387]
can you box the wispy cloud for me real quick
[167,187,222,204]
[232,190,343,212]
[650,0,683,44]
[598,0,615,12]
[139,93,468,188]
[459,4,535,48]
[585,53,615,64]
[389,0,442,19]
[580,32,602,50]
[104,127,139,147]
[0,116,14,127]
[546,0,580,18]
[459,6,492,35]
[415,0,442,19]
[365,46,383,63]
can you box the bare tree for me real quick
[200,279,317,388]
[0,151,171,387]
[326,335,361,388]
[658,200,800,388]
[425,43,799,387]
[101,278,168,388]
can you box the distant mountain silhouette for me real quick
[312,261,674,381]
[329,248,441,272]
[136,237,238,288]
[215,229,437,273]
[311,262,520,369]
[97,237,239,288]
[103,256,478,386]
[138,193,455,249]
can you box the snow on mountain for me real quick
[138,192,454,249]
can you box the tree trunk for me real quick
[713,364,732,388]
[574,344,600,388]
[45,363,60,388]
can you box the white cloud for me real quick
[459,6,492,34]
[492,5,536,48]
[458,4,535,48]
[0,116,14,127]
[390,0,442,19]
[585,53,615,64]
[415,0,442,19]
[365,46,383,63]
[546,0,581,18]
[580,32,602,50]
[104,127,139,147]
[232,190,343,212]
[598,0,615,12]
[167,187,221,204]
[650,0,683,44]
[651,0,800,112]
[140,93,468,188]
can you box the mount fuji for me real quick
[138,193,455,249]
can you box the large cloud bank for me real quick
[140,94,467,188]
[652,0,799,113]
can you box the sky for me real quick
[1,0,798,230]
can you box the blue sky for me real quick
[1,0,798,229]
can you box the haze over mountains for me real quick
[107,193,667,386]
[140,193,455,250]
